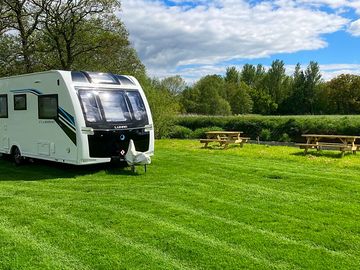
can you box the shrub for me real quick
[174,115,360,142]
[279,133,291,142]
[168,125,192,139]
[259,129,271,141]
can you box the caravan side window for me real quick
[14,94,27,110]
[0,95,8,118]
[38,94,58,119]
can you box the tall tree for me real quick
[160,76,187,96]
[224,67,252,114]
[0,0,144,76]
[141,77,180,138]
[265,60,288,108]
[240,64,256,87]
[326,74,360,114]
[37,0,118,69]
[304,61,322,114]
[225,66,240,84]
[225,81,253,114]
[0,2,11,34]
[2,0,42,73]
[181,75,231,115]
[283,63,306,114]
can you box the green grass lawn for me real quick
[0,140,360,269]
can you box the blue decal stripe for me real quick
[10,89,42,95]
[59,115,76,132]
[58,107,75,126]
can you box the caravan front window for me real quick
[97,92,131,122]
[126,91,146,121]
[78,91,102,122]
[78,89,147,125]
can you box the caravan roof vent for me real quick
[71,71,89,83]
[86,72,118,84]
[115,75,135,85]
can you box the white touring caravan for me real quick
[0,70,154,165]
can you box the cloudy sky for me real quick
[120,0,360,82]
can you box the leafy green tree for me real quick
[264,60,289,109]
[140,77,180,138]
[195,75,231,115]
[282,63,306,114]
[226,81,253,114]
[223,67,252,114]
[325,74,360,114]
[240,64,256,87]
[249,87,278,115]
[0,2,11,34]
[225,66,240,84]
[160,75,187,96]
[181,75,231,115]
[304,61,322,114]
[1,0,42,73]
[180,86,200,114]
[0,0,144,76]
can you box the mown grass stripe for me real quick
[14,191,356,268]
[2,197,195,270]
[0,217,89,270]
[8,195,295,269]
[1,180,358,244]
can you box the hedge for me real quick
[174,115,360,142]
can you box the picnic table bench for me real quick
[296,134,360,156]
[200,131,250,149]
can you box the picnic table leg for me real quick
[304,146,308,155]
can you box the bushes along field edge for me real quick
[172,115,360,142]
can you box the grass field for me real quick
[0,140,360,269]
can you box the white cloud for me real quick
[319,64,360,80]
[348,19,360,36]
[295,0,360,14]
[120,0,353,80]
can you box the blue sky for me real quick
[121,0,360,82]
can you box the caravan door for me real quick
[0,94,9,152]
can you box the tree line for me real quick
[177,61,360,115]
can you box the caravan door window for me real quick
[38,95,58,119]
[0,95,8,118]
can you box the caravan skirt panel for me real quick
[88,129,150,158]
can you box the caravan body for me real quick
[0,70,154,165]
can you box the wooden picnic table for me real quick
[296,134,360,156]
[200,131,250,149]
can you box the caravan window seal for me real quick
[0,94,8,118]
[14,94,27,110]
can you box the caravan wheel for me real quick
[12,146,23,165]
